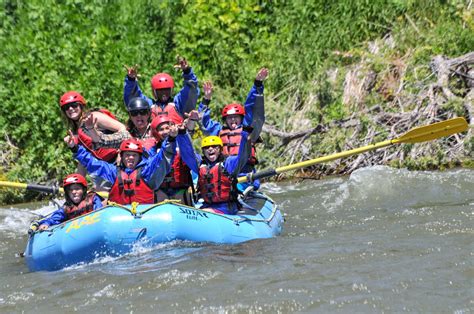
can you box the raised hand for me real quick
[124,64,139,79]
[184,110,200,131]
[256,67,269,81]
[203,81,213,100]
[64,130,77,148]
[173,55,189,71]
[83,114,101,142]
[169,124,179,138]
[83,113,96,130]
[187,110,200,122]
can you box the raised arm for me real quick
[197,81,222,136]
[176,130,201,173]
[243,68,268,128]
[73,145,118,184]
[172,56,200,115]
[224,128,252,177]
[123,64,153,109]
[142,127,178,190]
[65,128,116,183]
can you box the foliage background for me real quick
[0,0,472,203]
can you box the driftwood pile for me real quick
[263,51,473,178]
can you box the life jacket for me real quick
[77,108,119,162]
[218,127,258,165]
[160,152,192,190]
[129,127,157,150]
[63,191,98,220]
[151,102,183,125]
[109,168,155,205]
[198,162,236,204]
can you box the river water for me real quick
[0,166,472,313]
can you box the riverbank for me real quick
[0,2,472,205]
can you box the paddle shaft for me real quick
[238,139,394,182]
[0,181,109,198]
[0,181,61,194]
[238,117,469,183]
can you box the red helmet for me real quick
[60,91,86,107]
[151,115,173,139]
[63,173,87,188]
[151,115,172,130]
[151,73,174,90]
[222,103,245,117]
[119,138,143,154]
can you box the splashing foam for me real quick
[324,166,473,212]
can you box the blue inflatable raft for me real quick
[24,193,283,271]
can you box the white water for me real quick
[0,166,472,312]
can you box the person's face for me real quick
[66,183,84,204]
[122,151,141,169]
[156,122,172,140]
[129,109,150,130]
[63,102,83,121]
[225,114,243,130]
[203,145,221,163]
[154,88,172,103]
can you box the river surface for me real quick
[0,166,472,313]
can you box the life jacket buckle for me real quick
[124,189,135,196]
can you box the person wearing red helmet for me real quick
[59,91,127,191]
[195,68,268,191]
[123,56,199,125]
[149,114,197,205]
[29,174,104,232]
[65,128,179,205]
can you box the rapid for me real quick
[0,166,472,313]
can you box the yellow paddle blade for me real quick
[393,117,469,144]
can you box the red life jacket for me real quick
[63,191,98,220]
[109,168,155,205]
[138,136,157,150]
[198,162,235,204]
[151,103,183,124]
[218,127,258,165]
[77,109,120,162]
[160,152,192,190]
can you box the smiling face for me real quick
[153,88,172,103]
[63,102,83,121]
[203,145,222,163]
[156,122,172,140]
[225,114,243,130]
[66,183,85,205]
[122,151,141,169]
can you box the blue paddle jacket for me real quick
[38,195,103,227]
[178,130,251,215]
[198,80,264,137]
[73,137,178,191]
[123,67,199,116]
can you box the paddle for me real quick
[238,117,469,183]
[0,181,109,198]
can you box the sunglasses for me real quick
[62,102,80,111]
[130,109,150,117]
